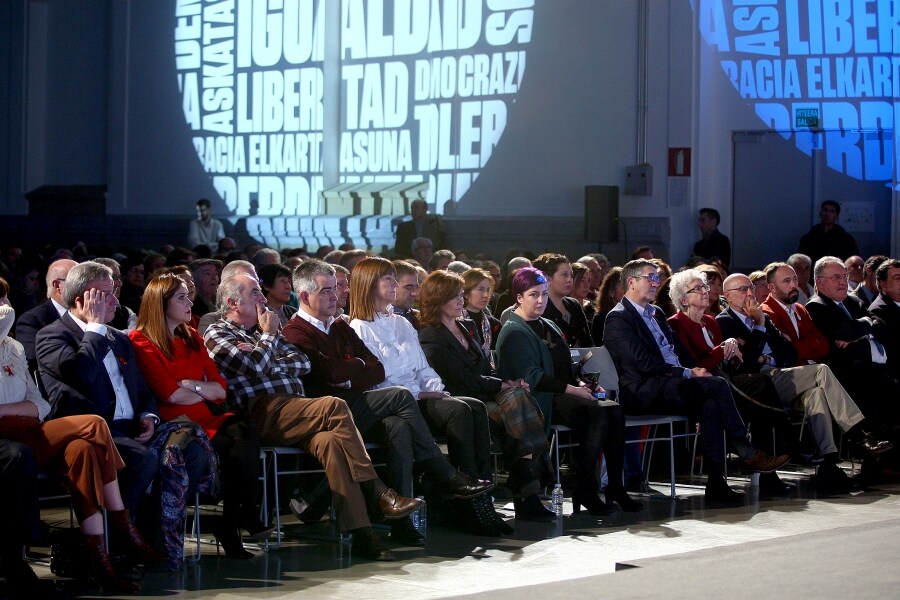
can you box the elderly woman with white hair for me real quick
[666,269,795,495]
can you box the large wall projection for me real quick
[173,0,534,216]
[697,0,897,185]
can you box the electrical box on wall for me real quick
[625,164,652,196]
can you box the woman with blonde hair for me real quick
[129,273,269,558]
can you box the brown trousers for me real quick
[249,394,377,531]
[0,414,125,521]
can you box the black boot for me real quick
[513,494,556,522]
[704,475,745,503]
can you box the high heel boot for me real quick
[213,518,253,559]
[604,486,643,512]
[84,533,138,592]
[108,509,165,564]
[571,489,613,516]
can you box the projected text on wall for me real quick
[174,0,534,215]
[698,0,897,183]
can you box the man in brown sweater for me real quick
[281,259,492,545]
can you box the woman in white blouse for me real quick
[0,284,159,591]
[349,258,492,481]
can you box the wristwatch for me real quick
[194,384,201,393]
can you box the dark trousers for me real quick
[209,416,261,524]
[649,375,754,477]
[0,439,38,561]
[112,436,157,514]
[553,395,626,492]
[419,395,492,480]
[347,386,449,497]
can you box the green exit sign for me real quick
[795,108,819,128]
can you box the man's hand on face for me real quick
[257,303,279,335]
[80,288,110,325]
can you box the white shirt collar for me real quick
[772,297,797,315]
[51,298,67,317]
[67,311,108,336]
[294,308,335,334]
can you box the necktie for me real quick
[837,302,853,319]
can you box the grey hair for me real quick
[446,260,470,274]
[252,247,282,269]
[621,259,656,283]
[787,253,812,268]
[411,237,433,254]
[215,273,254,314]
[292,259,335,295]
[93,257,120,272]
[669,269,707,312]
[63,261,113,308]
[506,256,532,272]
[813,256,844,280]
[221,260,257,281]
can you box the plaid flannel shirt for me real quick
[203,317,311,411]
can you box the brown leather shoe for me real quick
[377,488,424,521]
[862,433,892,457]
[741,450,790,473]
[444,469,494,499]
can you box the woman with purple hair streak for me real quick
[495,268,642,516]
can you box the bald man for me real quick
[15,258,77,375]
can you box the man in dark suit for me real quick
[281,259,491,545]
[35,261,162,513]
[719,273,889,493]
[867,259,900,377]
[603,259,788,503]
[14,258,76,375]
[805,256,900,432]
[394,199,447,258]
[850,254,889,308]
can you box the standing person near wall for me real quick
[187,198,225,254]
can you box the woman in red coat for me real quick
[129,273,269,557]
[666,269,794,495]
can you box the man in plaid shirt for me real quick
[204,273,422,561]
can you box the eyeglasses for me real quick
[632,273,661,284]
[725,285,753,294]
[817,273,850,282]
[686,285,710,294]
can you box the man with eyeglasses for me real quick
[15,258,77,376]
[719,272,890,493]
[805,257,900,446]
[604,260,789,503]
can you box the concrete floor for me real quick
[25,462,900,599]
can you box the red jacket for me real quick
[761,296,829,365]
[667,312,726,371]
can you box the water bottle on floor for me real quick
[411,497,427,538]
[551,484,564,518]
